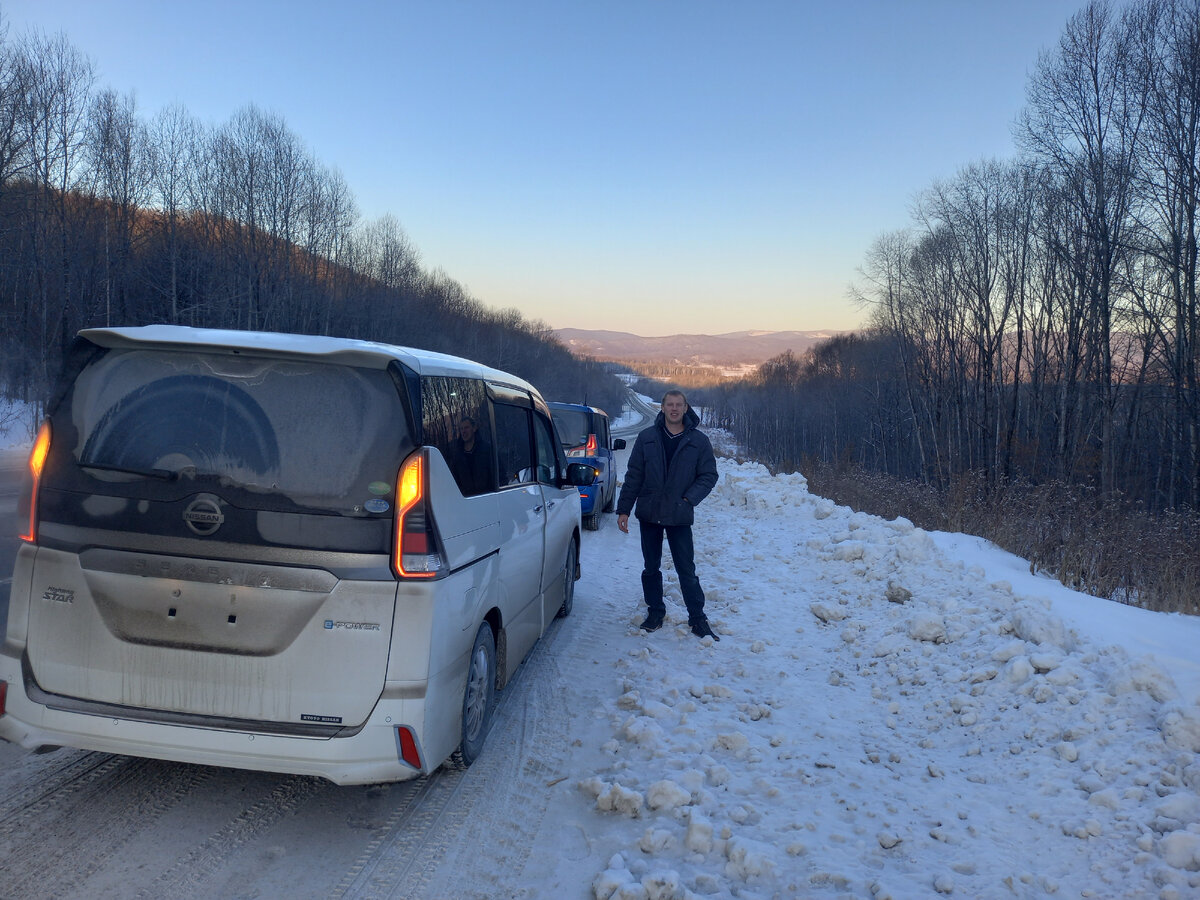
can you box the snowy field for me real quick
[1,403,1198,898]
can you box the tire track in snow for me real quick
[136,773,327,900]
[0,749,117,824]
[334,605,588,899]
[330,772,462,898]
[0,755,216,898]
[414,619,577,900]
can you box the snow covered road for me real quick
[1,436,1198,899]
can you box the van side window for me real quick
[533,413,560,485]
[421,376,494,496]
[493,403,535,486]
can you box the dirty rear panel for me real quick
[25,344,415,729]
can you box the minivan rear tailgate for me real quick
[23,547,397,729]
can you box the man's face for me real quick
[458,420,476,442]
[662,395,686,426]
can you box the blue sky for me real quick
[4,0,1086,336]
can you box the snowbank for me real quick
[537,449,1200,899]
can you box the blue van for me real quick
[548,402,627,530]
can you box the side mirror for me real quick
[565,462,598,487]
[613,438,627,450]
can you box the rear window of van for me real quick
[61,348,414,514]
[551,407,594,450]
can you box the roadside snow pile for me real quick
[576,456,1200,899]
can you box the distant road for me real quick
[615,390,656,439]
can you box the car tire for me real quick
[449,622,496,769]
[584,513,599,531]
[556,541,577,619]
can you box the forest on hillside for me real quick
[0,22,623,419]
[711,0,1200,515]
[703,0,1200,613]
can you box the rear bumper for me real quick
[0,646,436,786]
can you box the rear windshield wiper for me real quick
[79,462,178,481]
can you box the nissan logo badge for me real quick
[183,497,224,536]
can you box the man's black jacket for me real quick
[616,407,718,526]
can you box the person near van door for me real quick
[616,390,719,640]
[448,416,492,496]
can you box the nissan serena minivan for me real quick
[0,325,594,784]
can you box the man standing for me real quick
[617,390,719,639]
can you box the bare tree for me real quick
[146,102,200,322]
[1019,0,1147,493]
[89,88,152,324]
[16,28,95,382]
[0,15,31,198]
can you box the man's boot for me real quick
[689,616,718,640]
[640,610,664,631]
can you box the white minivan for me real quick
[0,325,594,784]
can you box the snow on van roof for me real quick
[80,325,538,392]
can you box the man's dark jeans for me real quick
[639,521,706,621]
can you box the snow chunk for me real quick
[706,764,732,786]
[1108,658,1178,703]
[1028,649,1062,670]
[1088,789,1121,811]
[832,541,866,561]
[811,602,848,624]
[1159,707,1200,752]
[638,827,675,854]
[617,690,641,710]
[873,634,911,658]
[1160,831,1200,871]
[724,835,777,880]
[686,811,714,853]
[1055,742,1079,763]
[645,780,692,811]
[713,732,751,754]
[594,854,635,900]
[642,870,684,900]
[992,640,1029,663]
[1155,793,1200,830]
[597,783,645,817]
[894,531,934,563]
[1008,607,1070,648]
[641,700,674,719]
[1004,656,1034,684]
[908,614,948,644]
[623,716,667,749]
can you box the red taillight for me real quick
[396,726,421,769]
[392,451,445,579]
[19,421,51,543]
[567,434,599,458]
[0,680,7,716]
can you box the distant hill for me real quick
[553,328,844,368]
